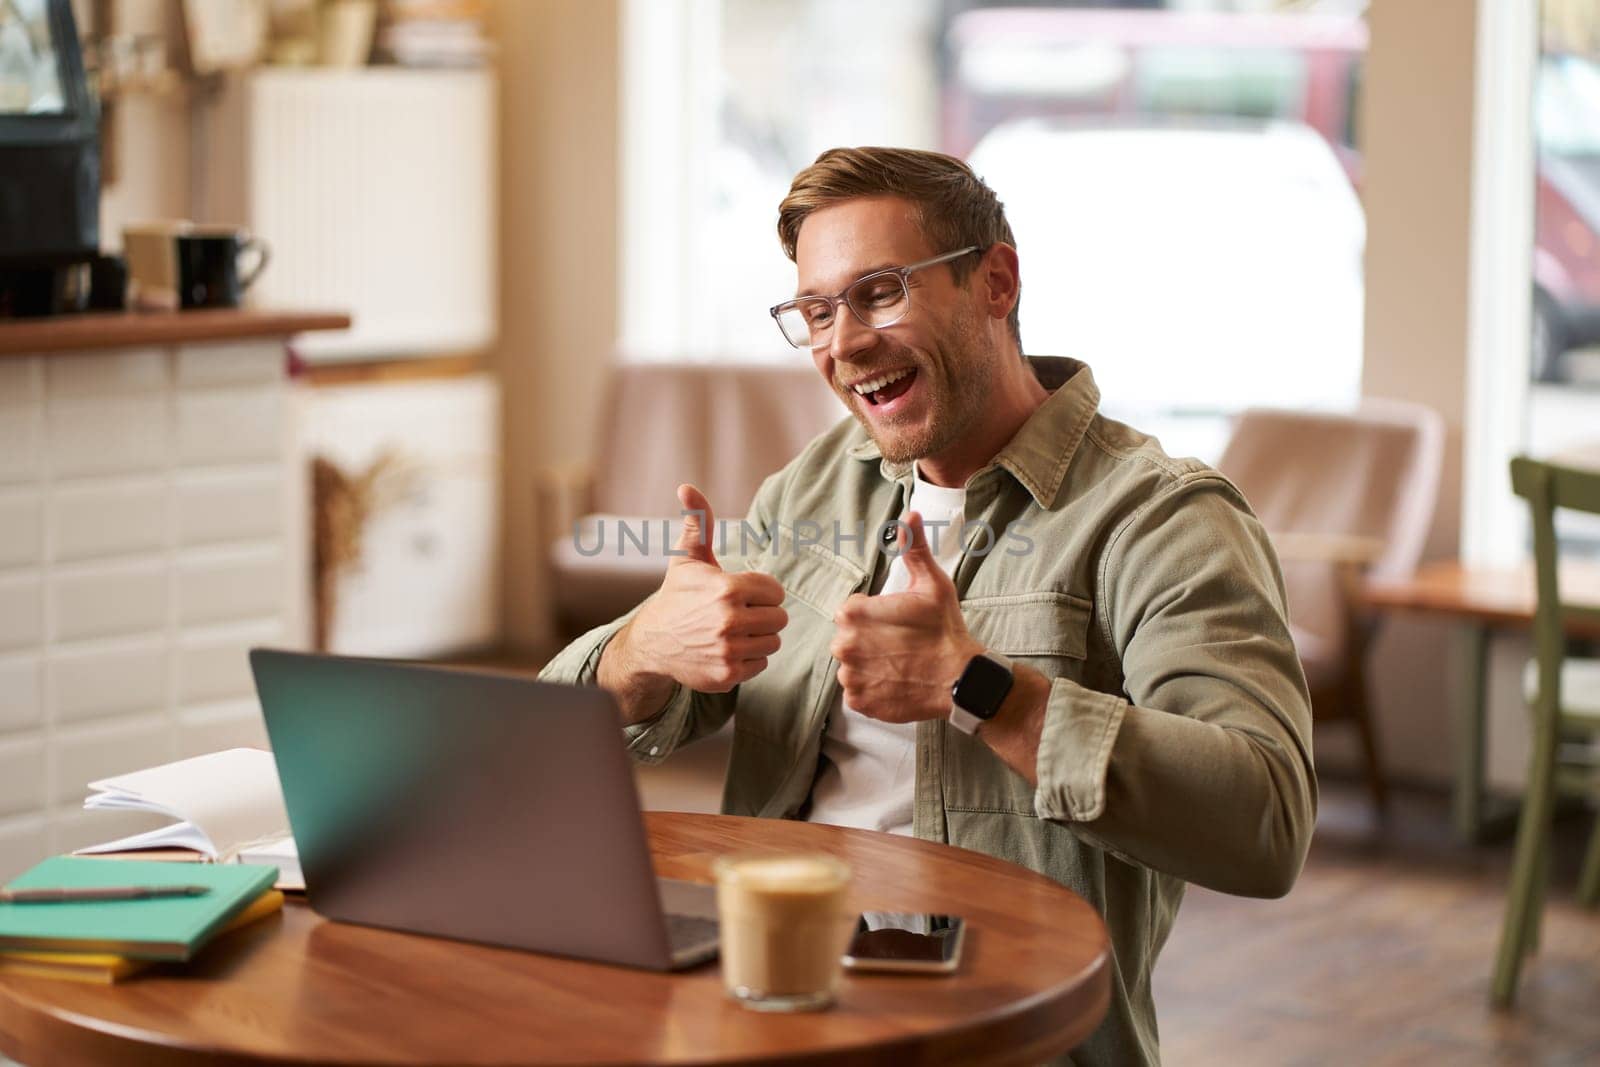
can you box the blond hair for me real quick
[777,146,1022,348]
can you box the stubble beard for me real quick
[851,310,996,466]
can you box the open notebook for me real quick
[75,749,301,888]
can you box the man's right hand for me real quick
[597,484,788,725]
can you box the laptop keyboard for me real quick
[666,912,720,951]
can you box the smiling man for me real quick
[540,147,1316,1065]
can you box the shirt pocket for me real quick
[736,530,868,749]
[963,590,1092,668]
[746,535,868,621]
[945,590,1094,816]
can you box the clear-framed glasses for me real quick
[769,246,981,351]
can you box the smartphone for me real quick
[841,912,966,974]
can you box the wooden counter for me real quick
[0,309,351,357]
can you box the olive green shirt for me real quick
[539,357,1316,1066]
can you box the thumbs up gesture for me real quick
[829,512,984,724]
[672,483,721,569]
[621,484,789,694]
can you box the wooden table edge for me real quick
[0,813,1115,1067]
[0,929,1112,1067]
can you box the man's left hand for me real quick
[830,511,984,723]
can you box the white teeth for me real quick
[851,368,912,395]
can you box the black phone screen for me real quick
[845,912,965,965]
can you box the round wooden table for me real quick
[0,813,1110,1066]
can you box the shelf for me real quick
[0,308,351,357]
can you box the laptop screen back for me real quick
[249,650,674,969]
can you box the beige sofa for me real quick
[538,361,843,641]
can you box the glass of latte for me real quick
[713,852,855,1012]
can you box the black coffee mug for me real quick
[89,254,128,311]
[177,230,270,309]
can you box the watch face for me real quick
[953,654,1013,720]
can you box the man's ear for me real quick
[976,243,1020,324]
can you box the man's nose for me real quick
[827,301,878,363]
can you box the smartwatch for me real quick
[949,650,1014,735]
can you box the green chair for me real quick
[1491,457,1600,1007]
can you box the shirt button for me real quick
[648,746,659,756]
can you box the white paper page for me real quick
[74,821,216,857]
[82,749,290,858]
[237,834,303,891]
[83,793,189,823]
[237,834,296,862]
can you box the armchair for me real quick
[1216,401,1446,813]
[537,361,841,640]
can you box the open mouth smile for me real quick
[848,367,918,408]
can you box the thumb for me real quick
[898,511,942,590]
[674,483,719,568]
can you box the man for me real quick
[541,146,1316,1065]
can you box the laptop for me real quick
[247,649,720,971]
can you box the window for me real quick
[1530,48,1600,387]
[1526,3,1600,550]
[1462,0,1600,565]
[619,0,938,362]
[947,5,1367,460]
[620,1,1370,464]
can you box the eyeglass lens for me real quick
[777,272,910,349]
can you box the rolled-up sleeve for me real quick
[535,611,702,765]
[539,600,744,766]
[537,469,790,766]
[1033,679,1127,822]
[1032,472,1317,899]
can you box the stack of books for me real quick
[0,857,283,985]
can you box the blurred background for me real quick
[3,0,1600,1058]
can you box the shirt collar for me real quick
[846,356,1100,509]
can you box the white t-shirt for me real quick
[805,472,967,837]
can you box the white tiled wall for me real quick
[0,343,299,879]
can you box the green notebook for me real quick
[0,856,278,961]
